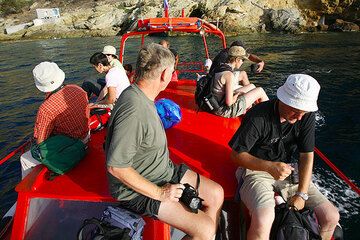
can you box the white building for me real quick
[36,8,61,19]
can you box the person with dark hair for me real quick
[88,52,129,109]
[209,40,265,86]
[106,43,224,240]
[211,46,268,118]
[124,64,134,83]
[229,74,339,240]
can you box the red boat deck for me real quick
[12,80,241,239]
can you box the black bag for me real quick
[195,63,233,112]
[195,74,218,112]
[270,203,321,240]
[78,206,145,240]
[77,218,131,240]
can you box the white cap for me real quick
[277,74,320,112]
[33,62,65,93]
[102,45,116,55]
[204,58,212,68]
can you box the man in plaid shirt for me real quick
[21,62,89,177]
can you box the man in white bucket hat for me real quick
[229,74,339,240]
[20,62,90,177]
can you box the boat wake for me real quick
[315,111,326,129]
[313,168,360,219]
[302,68,333,74]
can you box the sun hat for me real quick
[228,46,249,59]
[277,74,320,112]
[33,62,65,93]
[102,45,117,55]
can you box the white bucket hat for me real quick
[277,74,320,112]
[33,62,65,93]
[102,45,116,55]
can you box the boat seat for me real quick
[160,81,241,199]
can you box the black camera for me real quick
[180,183,204,213]
[250,63,260,74]
[290,163,299,184]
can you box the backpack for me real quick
[270,203,321,240]
[31,135,86,175]
[195,74,216,112]
[77,206,146,240]
[194,63,232,112]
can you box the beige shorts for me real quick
[239,169,328,214]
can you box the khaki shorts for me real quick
[215,95,246,118]
[239,169,328,214]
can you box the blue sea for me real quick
[0,33,359,239]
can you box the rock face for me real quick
[0,0,359,41]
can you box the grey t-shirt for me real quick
[105,84,175,200]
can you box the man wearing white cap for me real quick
[229,74,339,240]
[21,62,89,177]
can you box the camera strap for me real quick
[195,173,200,192]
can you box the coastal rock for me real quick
[328,19,359,32]
[84,5,127,30]
[0,0,359,41]
[266,8,304,33]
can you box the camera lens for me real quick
[190,198,201,210]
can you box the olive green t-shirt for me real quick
[105,84,175,200]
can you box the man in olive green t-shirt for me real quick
[106,43,224,239]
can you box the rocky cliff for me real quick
[0,0,359,41]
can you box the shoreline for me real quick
[1,29,359,43]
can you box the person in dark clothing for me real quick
[209,40,265,86]
[229,74,339,240]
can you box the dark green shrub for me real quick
[0,0,33,16]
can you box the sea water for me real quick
[0,33,359,239]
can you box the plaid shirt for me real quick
[34,85,90,142]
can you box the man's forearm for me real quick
[248,54,263,63]
[297,152,314,193]
[230,150,271,172]
[108,166,162,200]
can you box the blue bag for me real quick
[155,98,182,129]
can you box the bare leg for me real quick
[243,87,269,109]
[157,201,216,240]
[237,84,256,95]
[248,207,274,240]
[157,170,224,240]
[237,71,250,86]
[180,170,224,226]
[314,201,339,240]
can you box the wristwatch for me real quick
[296,191,309,201]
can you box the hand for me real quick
[267,162,294,181]
[159,183,185,202]
[257,61,265,72]
[88,103,96,109]
[289,195,305,210]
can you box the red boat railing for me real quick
[314,147,360,195]
[1,140,359,196]
[0,139,31,165]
